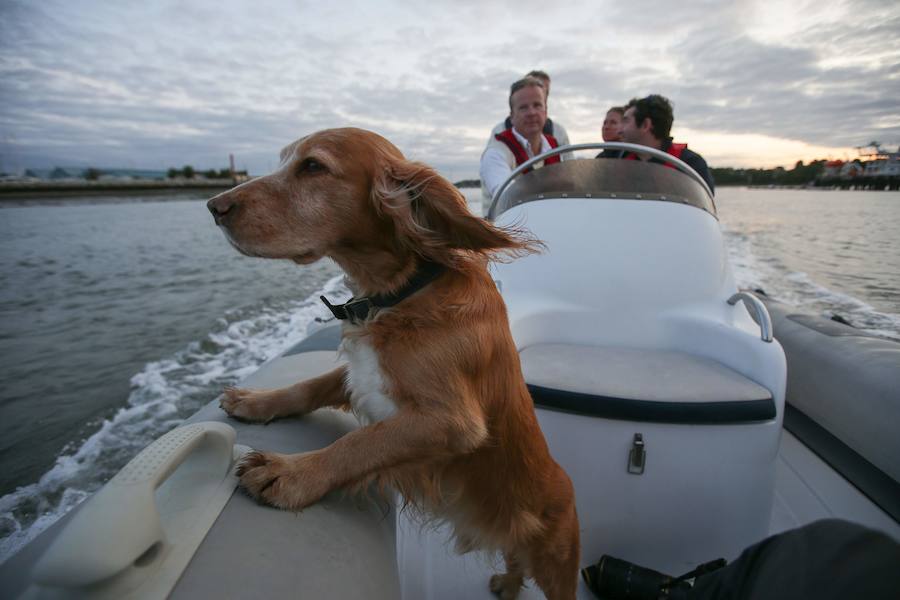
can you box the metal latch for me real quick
[628,433,646,475]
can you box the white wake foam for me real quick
[722,225,900,340]
[0,274,349,564]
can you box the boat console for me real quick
[487,144,787,573]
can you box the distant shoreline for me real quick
[0,179,237,201]
[3,178,896,203]
[0,178,485,201]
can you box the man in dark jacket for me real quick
[618,94,715,194]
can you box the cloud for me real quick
[1,0,898,176]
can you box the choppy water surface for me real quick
[0,194,344,560]
[717,188,900,340]
[1,187,898,562]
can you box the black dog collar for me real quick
[320,261,446,324]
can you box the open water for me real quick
[1,187,899,562]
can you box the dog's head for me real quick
[208,128,539,279]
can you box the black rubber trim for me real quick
[783,404,900,524]
[527,384,776,424]
[283,323,342,356]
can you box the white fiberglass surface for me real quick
[772,431,899,541]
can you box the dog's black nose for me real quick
[207,194,236,224]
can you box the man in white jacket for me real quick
[485,70,570,147]
[480,77,569,200]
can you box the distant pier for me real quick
[0,178,245,200]
[815,176,900,191]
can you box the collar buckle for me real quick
[343,297,375,323]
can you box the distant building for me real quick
[98,168,168,180]
[49,167,80,180]
[823,160,844,178]
[820,145,899,181]
[842,162,862,178]
[14,167,168,181]
[863,156,900,177]
[857,143,900,178]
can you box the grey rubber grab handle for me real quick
[32,422,238,587]
[728,291,774,342]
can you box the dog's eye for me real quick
[299,158,326,174]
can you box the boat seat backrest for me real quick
[493,198,730,320]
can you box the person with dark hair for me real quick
[480,77,569,199]
[487,69,570,147]
[597,106,625,158]
[618,94,714,194]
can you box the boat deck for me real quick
[773,430,898,539]
[395,416,900,599]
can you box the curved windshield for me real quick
[488,158,717,220]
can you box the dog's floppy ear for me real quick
[373,157,543,267]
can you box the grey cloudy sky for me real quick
[1,0,898,178]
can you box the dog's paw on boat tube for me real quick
[235,450,331,510]
[220,386,282,424]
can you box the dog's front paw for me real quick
[220,386,279,423]
[236,450,330,511]
[489,573,523,600]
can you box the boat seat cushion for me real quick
[520,344,775,423]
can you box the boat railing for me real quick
[728,292,774,342]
